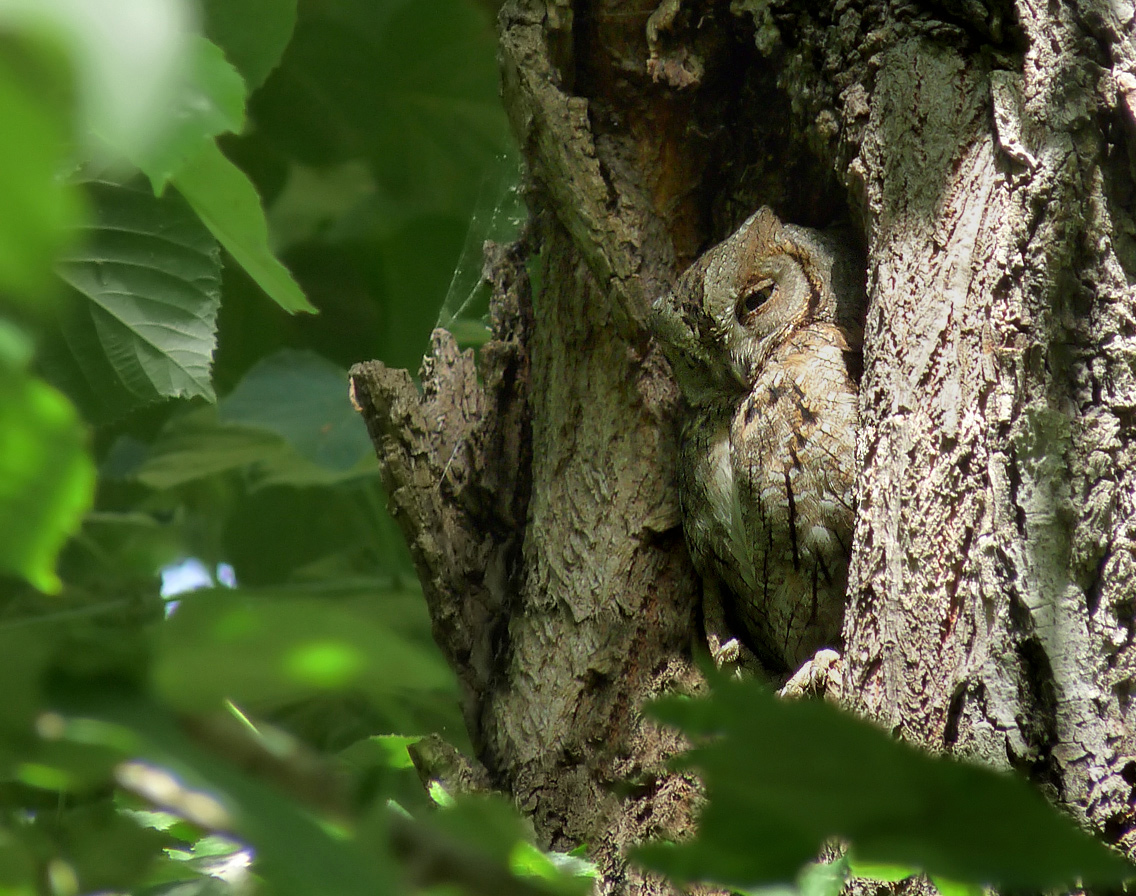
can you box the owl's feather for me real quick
[650,207,863,671]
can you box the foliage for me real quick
[0,0,541,893]
[0,1,1130,894]
[640,675,1134,893]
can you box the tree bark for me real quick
[351,0,1136,891]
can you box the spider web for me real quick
[434,152,526,348]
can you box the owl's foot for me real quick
[779,648,843,701]
[707,633,741,668]
[706,633,765,679]
[702,581,758,674]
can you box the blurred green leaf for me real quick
[341,735,421,771]
[0,38,84,301]
[844,858,921,883]
[125,404,376,491]
[43,178,221,422]
[413,794,595,896]
[795,858,848,896]
[59,696,395,896]
[130,406,288,490]
[0,0,196,161]
[202,0,297,91]
[374,215,467,370]
[174,141,316,313]
[0,368,94,593]
[0,319,35,368]
[45,802,168,892]
[154,588,456,711]
[137,37,248,191]
[0,827,37,892]
[0,628,55,750]
[928,875,985,896]
[638,676,1136,890]
[250,0,509,218]
[219,487,379,586]
[219,348,372,471]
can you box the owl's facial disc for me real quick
[719,254,812,385]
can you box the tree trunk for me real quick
[350,0,1136,891]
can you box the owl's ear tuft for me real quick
[750,207,784,242]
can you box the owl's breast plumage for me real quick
[678,324,857,669]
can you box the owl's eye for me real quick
[737,283,774,320]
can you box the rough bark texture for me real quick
[351,0,1136,891]
[830,2,1136,854]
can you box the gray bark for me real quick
[835,4,1136,853]
[351,0,1136,891]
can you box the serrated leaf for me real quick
[219,348,371,472]
[202,0,296,91]
[0,368,94,592]
[43,178,221,422]
[638,676,1135,891]
[173,141,315,313]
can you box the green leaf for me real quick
[129,406,289,490]
[0,826,38,892]
[413,795,594,896]
[928,875,986,896]
[137,36,248,191]
[202,0,297,91]
[154,587,456,712]
[41,178,221,422]
[173,141,315,313]
[219,348,372,471]
[795,858,848,896]
[55,695,395,896]
[0,0,196,162]
[42,803,167,892]
[845,858,921,883]
[122,404,375,491]
[249,0,509,217]
[0,38,84,301]
[638,676,1135,890]
[0,368,94,592]
[340,735,421,772]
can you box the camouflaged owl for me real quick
[650,207,865,671]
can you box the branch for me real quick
[498,0,676,331]
[349,240,533,747]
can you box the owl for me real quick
[650,207,864,672]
